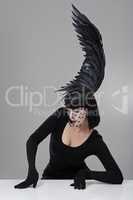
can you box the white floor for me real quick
[0,179,132,200]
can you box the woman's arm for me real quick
[14,107,62,189]
[26,107,62,171]
[86,135,124,184]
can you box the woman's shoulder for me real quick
[92,129,103,142]
[92,129,111,152]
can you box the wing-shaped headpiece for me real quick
[55,4,106,108]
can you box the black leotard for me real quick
[26,107,123,183]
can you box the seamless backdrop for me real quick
[0,0,132,179]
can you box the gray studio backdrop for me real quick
[0,0,132,179]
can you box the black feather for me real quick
[55,4,106,106]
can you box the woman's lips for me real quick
[72,120,76,122]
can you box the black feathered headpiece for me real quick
[55,4,106,109]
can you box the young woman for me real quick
[14,4,124,190]
[14,97,123,190]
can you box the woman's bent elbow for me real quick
[118,175,124,184]
[26,135,37,147]
[115,171,124,184]
[110,170,124,184]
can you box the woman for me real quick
[14,4,124,189]
[14,96,123,190]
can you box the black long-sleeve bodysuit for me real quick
[26,107,123,184]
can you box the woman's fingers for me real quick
[14,172,39,189]
[70,183,75,186]
[14,180,33,189]
[70,177,86,189]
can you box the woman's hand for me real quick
[14,168,39,189]
[70,168,92,189]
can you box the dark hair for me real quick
[64,92,100,129]
[86,106,100,129]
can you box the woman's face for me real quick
[66,107,87,127]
